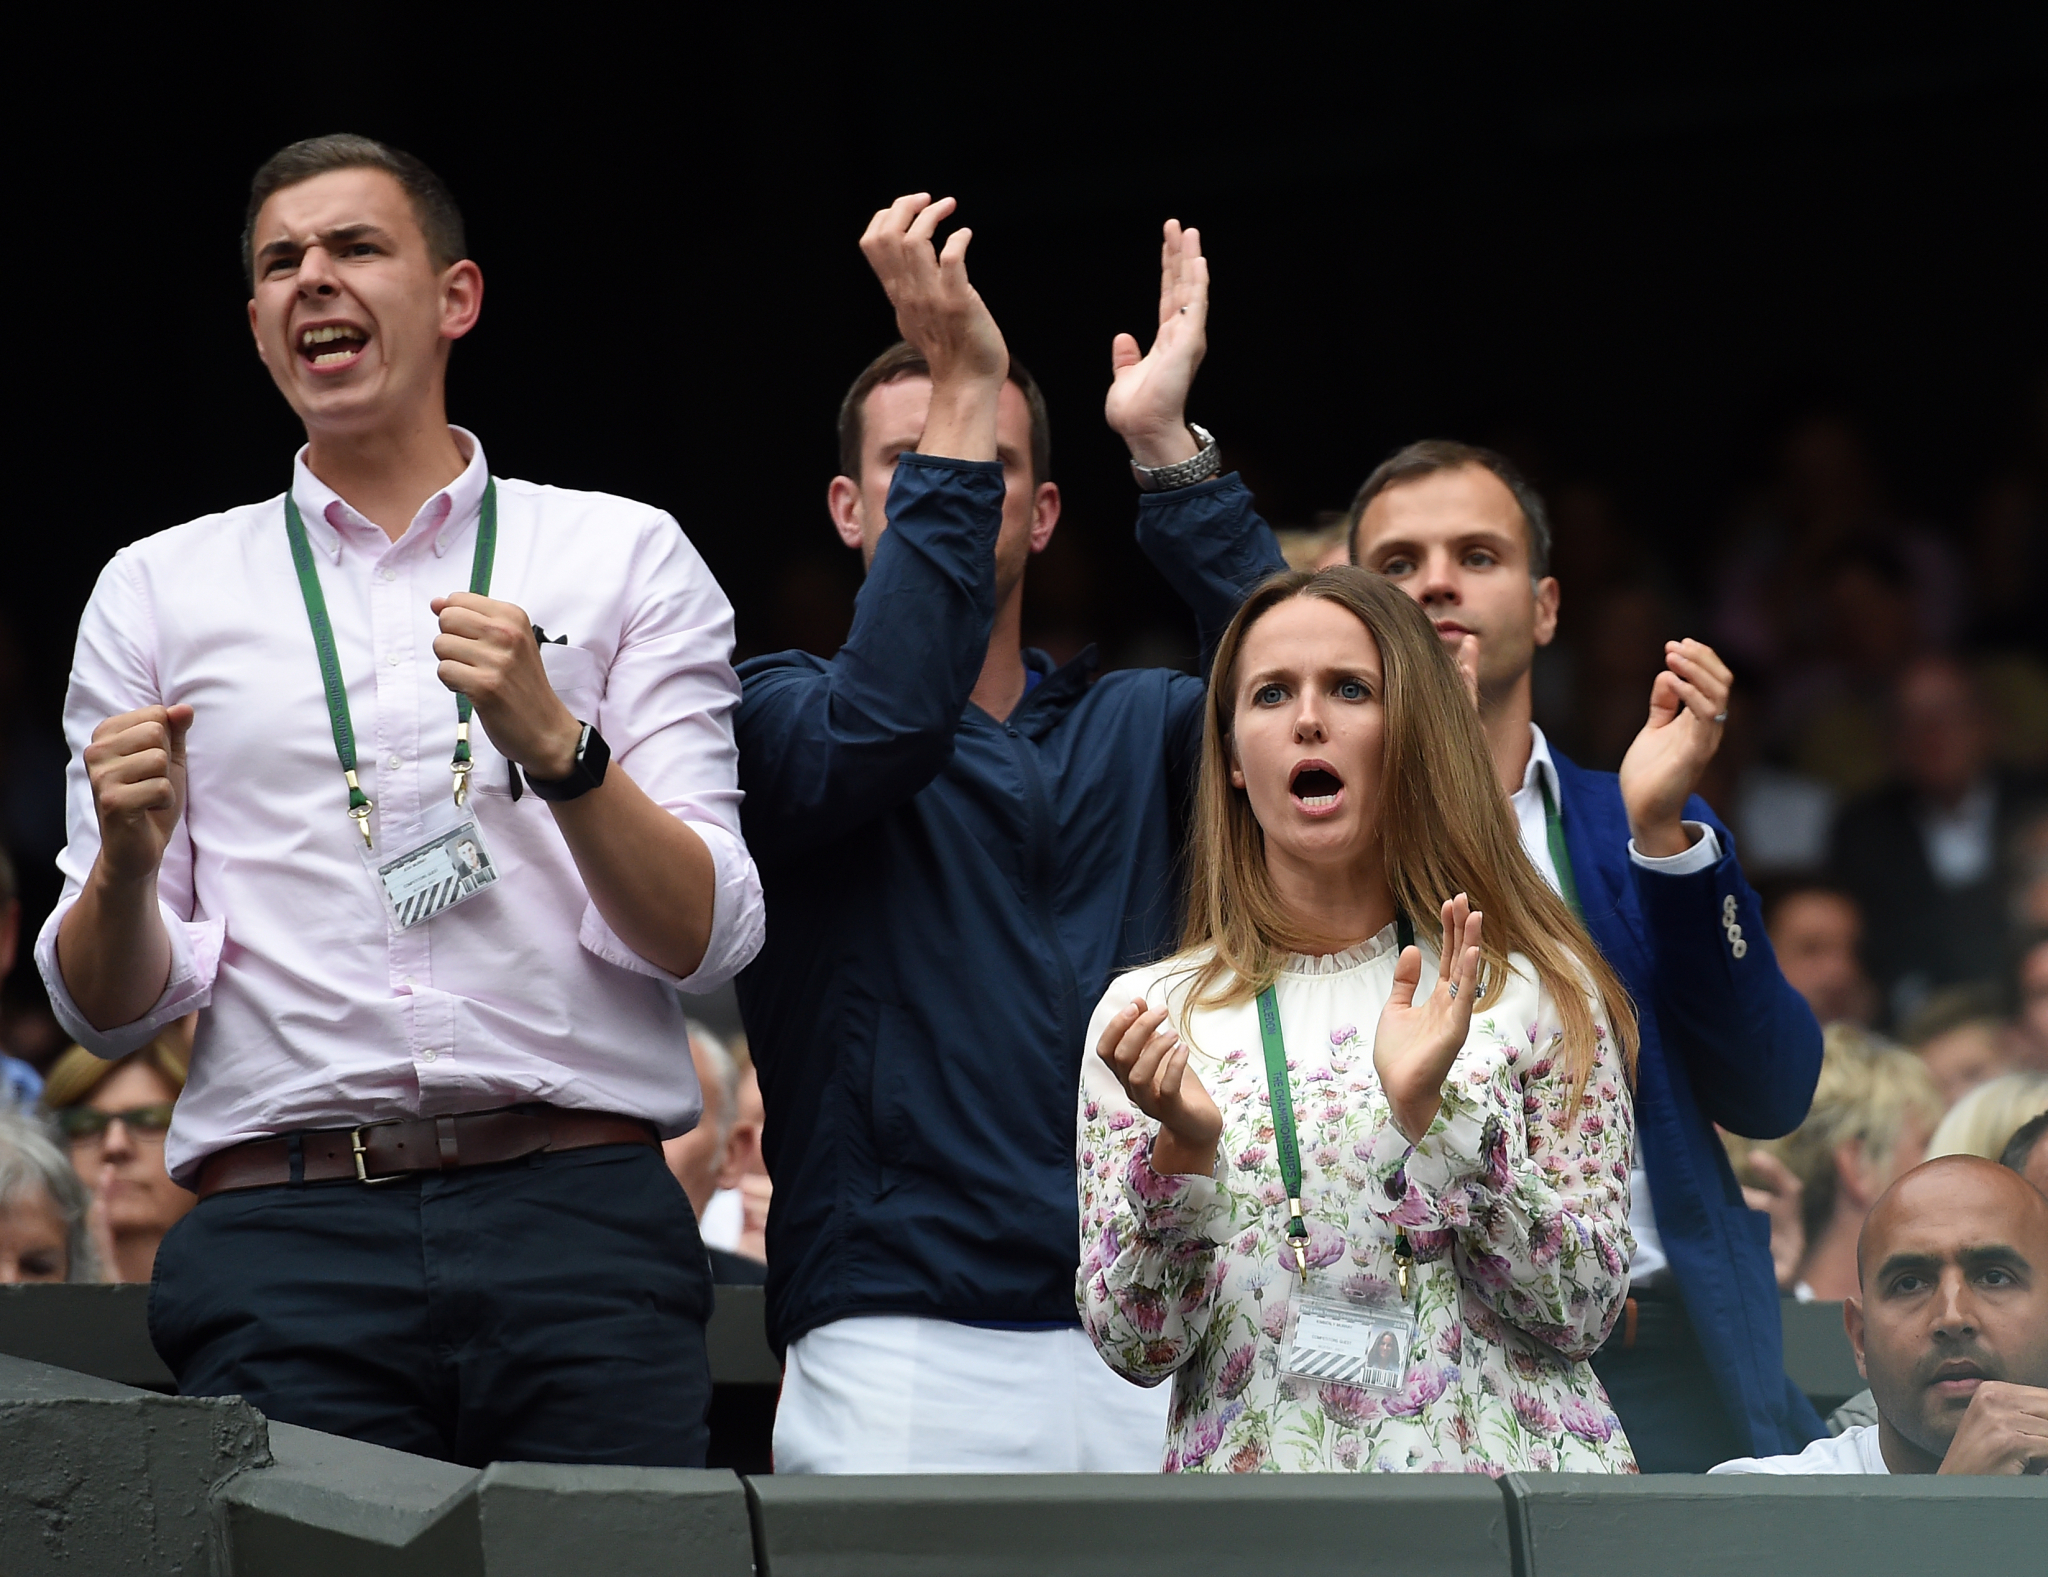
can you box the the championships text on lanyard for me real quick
[1255,913,1419,1301]
[283,479,498,848]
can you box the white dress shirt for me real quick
[1510,724,1721,1286]
[1708,1422,1888,1474]
[36,430,765,1183]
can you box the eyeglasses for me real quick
[55,1103,176,1144]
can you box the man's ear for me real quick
[1845,1294,1868,1379]
[1028,481,1061,554]
[1532,576,1561,648]
[247,298,270,368]
[439,259,484,343]
[827,476,867,552]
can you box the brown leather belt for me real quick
[194,1105,658,1200]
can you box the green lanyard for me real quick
[1536,774,1584,922]
[1257,913,1417,1298]
[283,479,498,847]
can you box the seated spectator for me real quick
[1273,513,1350,573]
[1760,1025,1943,1301]
[1762,881,1877,1028]
[662,1023,765,1285]
[40,1024,194,1283]
[2010,931,2048,1076]
[0,848,46,1111]
[2002,1112,2048,1194]
[1080,568,1640,1473]
[0,1107,97,1282]
[1712,1155,2048,1474]
[729,1054,769,1266]
[1828,657,2042,1029]
[1928,1072,2048,1165]
[1906,984,2017,1107]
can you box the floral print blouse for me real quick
[1076,926,1638,1474]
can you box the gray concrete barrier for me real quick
[1505,1472,2045,1575]
[745,1473,1516,1577]
[0,1353,267,1574]
[8,1347,2043,1577]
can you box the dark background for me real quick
[5,17,2043,1052]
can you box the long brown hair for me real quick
[1179,567,1638,1107]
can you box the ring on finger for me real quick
[1713,712,1728,724]
[1447,981,1460,1000]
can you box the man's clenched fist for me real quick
[84,704,193,883]
[431,593,582,781]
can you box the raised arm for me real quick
[1076,976,1228,1385]
[738,194,1014,865]
[1619,640,1823,1137]
[1365,945,1638,1362]
[1107,221,1285,676]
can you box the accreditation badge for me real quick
[360,799,501,932]
[1279,1277,1419,1394]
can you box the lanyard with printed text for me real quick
[283,478,498,846]
[1256,913,1417,1297]
[1537,774,1584,923]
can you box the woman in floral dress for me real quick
[1077,567,1641,1475]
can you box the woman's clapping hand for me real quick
[1374,895,1484,1143]
[1096,998,1223,1178]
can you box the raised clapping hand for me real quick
[1937,1380,2048,1475]
[1096,997,1224,1178]
[83,704,194,884]
[1104,219,1210,468]
[1374,896,1485,1143]
[858,193,1007,399]
[1617,638,1733,858]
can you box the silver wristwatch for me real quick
[1130,424,1220,492]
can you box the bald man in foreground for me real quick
[1713,1155,2048,1474]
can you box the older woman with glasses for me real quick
[41,1019,194,1283]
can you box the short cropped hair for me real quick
[1346,439,1554,577]
[687,1020,740,1145]
[836,341,1051,486]
[2003,1110,2048,1176]
[243,134,467,284]
[0,1107,98,1282]
[1768,1024,1945,1248]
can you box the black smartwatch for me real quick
[524,722,610,802]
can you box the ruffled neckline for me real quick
[1278,921,1402,976]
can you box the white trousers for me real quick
[774,1315,1172,1474]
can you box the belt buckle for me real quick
[350,1125,405,1185]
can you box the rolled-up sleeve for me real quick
[34,551,220,1056]
[584,514,764,991]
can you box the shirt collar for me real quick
[288,426,489,563]
[1516,722,1562,807]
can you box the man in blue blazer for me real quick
[1135,427,1826,1469]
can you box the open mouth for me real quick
[298,323,368,368]
[1289,761,1345,812]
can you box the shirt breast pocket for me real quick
[471,644,607,796]
[540,642,605,724]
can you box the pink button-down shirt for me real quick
[36,431,765,1183]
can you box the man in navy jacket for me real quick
[736,207,1282,1471]
[1137,431,1827,1468]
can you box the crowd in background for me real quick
[3,386,2047,1290]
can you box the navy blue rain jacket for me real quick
[734,454,1283,1353]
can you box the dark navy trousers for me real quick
[149,1142,713,1468]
